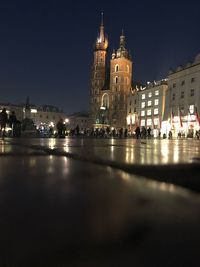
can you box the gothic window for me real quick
[102,93,109,109]
[115,64,119,72]
[181,91,184,99]
[115,76,119,83]
[126,65,129,73]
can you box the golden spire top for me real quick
[94,13,108,51]
[101,12,104,27]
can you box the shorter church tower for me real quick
[109,31,132,128]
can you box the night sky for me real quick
[0,0,200,114]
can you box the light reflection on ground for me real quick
[39,138,200,165]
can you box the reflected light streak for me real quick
[160,143,169,164]
[173,147,179,163]
[49,139,56,149]
[64,146,69,153]
[29,158,36,168]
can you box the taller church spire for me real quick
[95,13,108,51]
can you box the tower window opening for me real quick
[115,65,119,72]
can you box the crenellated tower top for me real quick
[114,29,131,59]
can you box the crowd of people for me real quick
[1,108,200,140]
[0,108,21,137]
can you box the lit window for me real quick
[181,91,184,99]
[147,100,152,106]
[154,118,159,125]
[115,65,119,72]
[148,92,152,98]
[154,108,158,115]
[142,94,145,99]
[155,90,159,95]
[141,110,145,116]
[141,120,145,126]
[147,109,151,116]
[154,99,159,105]
[147,119,152,126]
[141,102,145,108]
[189,105,194,114]
[190,89,194,96]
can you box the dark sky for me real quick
[0,0,199,114]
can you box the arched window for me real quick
[126,65,129,73]
[101,93,109,109]
[115,76,119,83]
[115,64,119,72]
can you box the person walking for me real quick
[0,108,8,137]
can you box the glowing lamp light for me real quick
[100,106,106,110]
[31,109,37,113]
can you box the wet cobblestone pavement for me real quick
[0,137,200,266]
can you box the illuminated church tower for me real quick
[90,13,108,125]
[90,16,133,129]
[109,30,132,128]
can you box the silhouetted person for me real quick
[9,111,21,137]
[124,128,128,138]
[147,127,151,138]
[9,111,17,128]
[75,124,80,136]
[168,130,172,139]
[0,108,8,137]
[56,119,65,138]
[135,126,140,139]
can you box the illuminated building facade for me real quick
[0,103,66,130]
[127,80,168,137]
[163,53,200,137]
[90,15,132,129]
